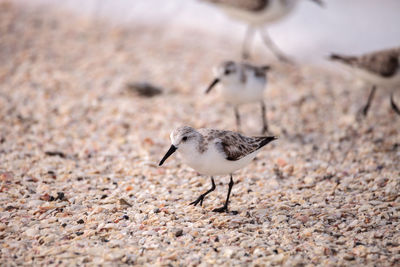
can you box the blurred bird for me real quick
[202,0,324,62]
[206,61,271,134]
[330,47,400,116]
[159,126,277,213]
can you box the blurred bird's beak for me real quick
[159,145,177,166]
[205,78,220,94]
[261,65,271,71]
[310,0,324,7]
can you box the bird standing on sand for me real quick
[206,61,271,134]
[159,126,277,213]
[330,47,400,116]
[202,0,324,62]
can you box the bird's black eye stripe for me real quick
[182,136,188,141]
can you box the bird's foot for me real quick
[212,206,238,215]
[390,94,400,115]
[212,206,228,213]
[362,105,370,117]
[355,105,369,122]
[189,195,205,207]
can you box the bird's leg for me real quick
[242,26,255,60]
[234,106,241,132]
[189,177,216,207]
[213,175,234,213]
[260,101,268,134]
[361,85,377,116]
[390,92,400,115]
[260,28,292,63]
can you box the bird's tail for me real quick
[261,65,271,71]
[256,136,278,149]
[329,53,356,65]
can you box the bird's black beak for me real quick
[261,65,271,72]
[205,78,220,94]
[310,0,324,7]
[159,145,177,166]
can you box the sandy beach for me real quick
[0,2,399,266]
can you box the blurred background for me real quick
[14,0,400,64]
[1,2,399,266]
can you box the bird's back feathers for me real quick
[330,48,400,78]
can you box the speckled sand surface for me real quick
[0,2,399,266]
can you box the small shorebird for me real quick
[159,126,277,213]
[206,61,271,134]
[330,47,400,116]
[202,0,324,61]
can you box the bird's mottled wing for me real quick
[200,129,272,161]
[242,63,269,79]
[218,135,258,161]
[202,0,269,12]
[360,49,399,77]
[332,48,400,78]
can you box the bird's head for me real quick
[205,61,239,94]
[159,126,201,166]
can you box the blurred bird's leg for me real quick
[242,26,255,60]
[361,85,376,116]
[234,106,241,132]
[261,101,268,134]
[390,91,400,115]
[260,28,292,63]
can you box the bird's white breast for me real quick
[339,64,400,89]
[178,141,259,176]
[220,73,266,105]
[355,68,400,89]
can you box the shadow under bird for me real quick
[329,47,400,116]
[206,61,271,134]
[159,126,277,213]
[201,0,324,62]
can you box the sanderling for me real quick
[159,126,277,213]
[202,0,324,61]
[206,61,271,134]
[330,47,400,116]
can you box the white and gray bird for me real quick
[206,61,271,134]
[330,47,400,116]
[159,126,277,213]
[202,0,324,62]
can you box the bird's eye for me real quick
[182,136,188,141]
[224,69,231,75]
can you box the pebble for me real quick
[174,229,183,237]
[0,3,398,267]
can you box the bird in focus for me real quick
[159,126,277,213]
